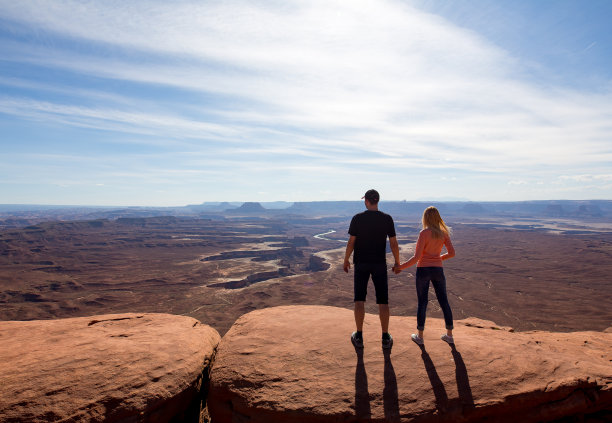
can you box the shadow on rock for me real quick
[354,347,371,419]
[419,345,449,412]
[383,349,400,422]
[450,344,475,411]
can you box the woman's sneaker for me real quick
[411,334,424,345]
[351,332,364,349]
[441,334,454,344]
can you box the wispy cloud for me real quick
[559,174,612,182]
[0,0,611,204]
[0,97,245,141]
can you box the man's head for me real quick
[362,189,380,207]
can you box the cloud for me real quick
[559,174,612,182]
[1,0,611,203]
[0,97,241,141]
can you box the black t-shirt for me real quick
[348,210,396,264]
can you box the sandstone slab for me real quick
[0,313,220,422]
[208,305,612,422]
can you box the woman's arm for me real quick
[441,236,455,261]
[399,230,426,270]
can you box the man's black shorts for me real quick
[354,262,388,304]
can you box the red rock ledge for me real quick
[0,313,220,422]
[208,305,612,423]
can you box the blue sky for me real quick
[0,0,611,206]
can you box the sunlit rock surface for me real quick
[209,305,612,422]
[0,313,220,422]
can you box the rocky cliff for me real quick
[0,313,220,422]
[1,306,610,422]
[208,305,612,422]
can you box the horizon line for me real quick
[1,198,612,210]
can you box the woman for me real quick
[397,206,455,345]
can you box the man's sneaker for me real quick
[382,334,393,350]
[441,334,454,344]
[351,332,364,349]
[411,333,424,345]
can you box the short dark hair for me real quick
[362,189,380,204]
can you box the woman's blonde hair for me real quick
[422,206,450,239]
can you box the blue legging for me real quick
[416,267,454,331]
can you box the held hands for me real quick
[345,260,403,274]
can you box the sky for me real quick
[0,0,611,206]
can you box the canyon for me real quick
[1,201,611,336]
[1,200,611,421]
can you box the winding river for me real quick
[313,230,346,242]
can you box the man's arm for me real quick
[343,235,356,273]
[389,236,401,273]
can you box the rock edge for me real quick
[0,313,220,422]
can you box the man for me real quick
[344,189,401,350]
